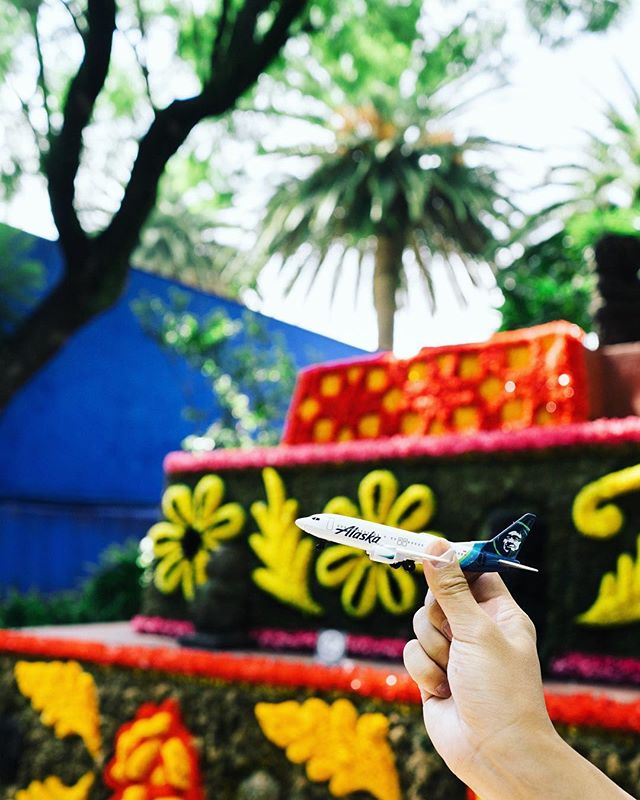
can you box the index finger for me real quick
[424,572,511,634]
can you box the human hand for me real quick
[403,538,556,793]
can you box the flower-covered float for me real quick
[3,320,640,799]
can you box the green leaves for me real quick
[524,0,629,45]
[132,291,296,448]
[503,67,640,332]
[496,231,596,332]
[0,225,45,338]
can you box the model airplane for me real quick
[295,512,538,574]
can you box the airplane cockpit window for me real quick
[312,516,320,521]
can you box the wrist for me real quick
[467,725,633,800]
[469,721,561,800]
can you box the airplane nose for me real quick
[295,516,313,533]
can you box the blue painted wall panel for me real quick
[0,232,367,592]
[0,500,158,593]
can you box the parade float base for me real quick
[2,623,640,800]
[144,417,640,675]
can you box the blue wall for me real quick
[0,233,366,592]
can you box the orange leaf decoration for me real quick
[255,697,401,800]
[15,773,95,800]
[104,698,203,800]
[14,660,102,759]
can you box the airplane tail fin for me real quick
[480,513,536,560]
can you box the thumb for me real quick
[423,538,483,638]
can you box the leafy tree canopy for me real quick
[132,290,296,448]
[0,0,308,409]
[524,0,629,45]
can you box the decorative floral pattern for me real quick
[15,773,95,800]
[316,470,438,616]
[577,535,640,625]
[249,467,322,614]
[251,629,406,660]
[572,464,640,539]
[282,321,588,444]
[550,652,640,685]
[14,660,102,759]
[104,699,204,800]
[255,698,401,800]
[131,615,196,638]
[145,475,245,600]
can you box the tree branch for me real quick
[131,0,155,110]
[220,0,305,98]
[211,0,231,71]
[47,0,116,271]
[57,0,86,37]
[6,79,48,160]
[99,0,307,264]
[29,7,52,144]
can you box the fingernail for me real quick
[425,539,455,568]
[435,680,451,698]
[442,620,452,641]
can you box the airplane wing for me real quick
[397,546,450,565]
[497,559,539,573]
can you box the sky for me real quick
[3,0,640,357]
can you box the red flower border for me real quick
[164,417,640,475]
[2,629,640,732]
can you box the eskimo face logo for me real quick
[336,524,381,545]
[500,530,522,554]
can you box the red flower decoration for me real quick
[104,698,204,800]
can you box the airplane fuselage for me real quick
[295,513,538,573]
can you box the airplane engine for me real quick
[369,545,397,564]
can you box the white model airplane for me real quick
[295,512,538,574]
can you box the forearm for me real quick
[467,729,635,800]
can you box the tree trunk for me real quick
[373,232,405,351]
[0,251,129,410]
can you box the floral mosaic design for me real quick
[145,475,245,600]
[577,535,640,625]
[104,699,204,800]
[573,465,640,625]
[14,660,102,759]
[249,467,322,615]
[255,697,401,800]
[315,469,439,617]
[13,659,204,800]
[573,463,640,539]
[15,773,95,800]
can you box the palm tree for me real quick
[233,10,515,350]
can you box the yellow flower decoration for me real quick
[146,475,245,600]
[14,660,102,760]
[249,468,323,615]
[577,535,640,625]
[15,773,95,800]
[573,464,640,539]
[316,470,437,617]
[255,698,401,800]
